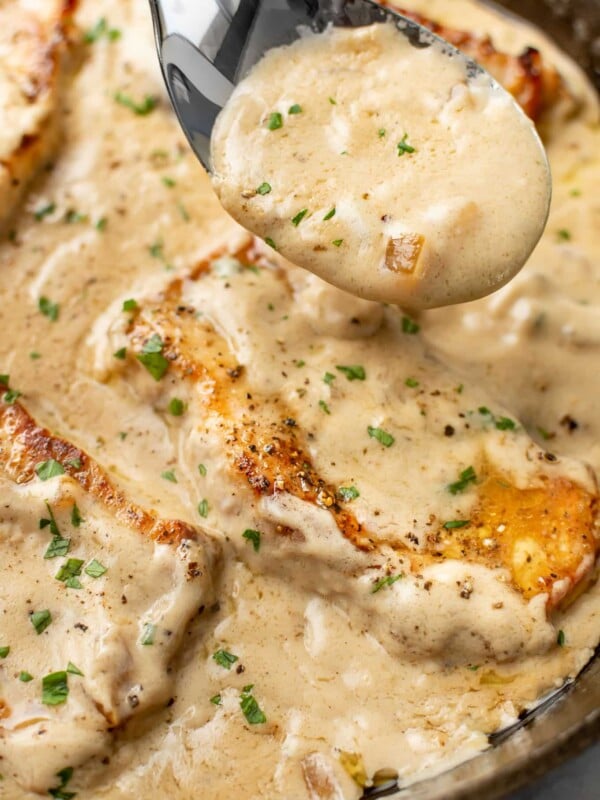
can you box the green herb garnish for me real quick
[38,296,59,322]
[55,558,84,589]
[401,316,419,334]
[161,469,177,483]
[84,559,107,578]
[371,574,403,593]
[319,400,331,415]
[323,207,336,221]
[115,92,157,116]
[240,685,266,724]
[136,334,169,381]
[338,486,359,502]
[213,649,239,669]
[30,609,52,635]
[288,104,302,115]
[447,466,477,495]
[291,208,308,227]
[267,112,283,130]
[122,298,138,312]
[242,529,261,552]
[443,520,470,529]
[42,671,69,705]
[19,671,33,682]
[66,662,83,676]
[34,203,56,221]
[367,426,395,447]
[168,397,186,416]
[397,133,416,156]
[257,182,271,195]
[141,622,156,645]
[113,347,127,360]
[198,499,209,518]
[198,463,207,477]
[336,365,365,381]
[35,459,65,481]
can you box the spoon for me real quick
[148,0,522,172]
[148,0,551,310]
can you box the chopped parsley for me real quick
[0,646,9,658]
[266,112,283,131]
[537,426,554,441]
[495,416,517,431]
[291,208,308,227]
[265,237,277,250]
[397,133,416,156]
[336,365,366,381]
[48,767,76,800]
[401,315,419,334]
[141,622,156,645]
[95,216,108,231]
[136,334,169,381]
[447,466,477,495]
[65,457,81,469]
[367,426,395,447]
[34,203,56,221]
[71,504,82,528]
[113,347,127,360]
[328,97,337,105]
[55,558,84,589]
[557,629,566,647]
[257,182,271,195]
[168,397,186,416]
[85,559,107,578]
[84,17,121,43]
[35,459,65,481]
[161,469,177,483]
[114,92,157,116]
[161,176,176,188]
[288,104,302,115]
[405,377,419,388]
[378,128,386,138]
[122,298,138,312]
[30,351,41,360]
[66,662,83,676]
[210,694,222,705]
[338,485,359,502]
[30,609,52,635]
[443,520,470,529]
[323,207,336,221]
[64,210,89,224]
[19,671,33,682]
[42,671,69,705]
[3,387,22,404]
[557,229,571,241]
[332,239,343,247]
[242,528,261,552]
[319,400,331,415]
[371,574,403,593]
[213,649,239,669]
[198,499,209,518]
[240,685,266,724]
[38,296,59,322]
[198,463,207,477]
[43,506,70,558]
[323,372,336,386]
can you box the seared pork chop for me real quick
[0,392,220,793]
[0,0,76,231]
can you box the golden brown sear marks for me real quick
[0,0,78,230]
[0,391,197,545]
[122,241,599,607]
[379,3,563,122]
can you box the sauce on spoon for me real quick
[211,22,551,309]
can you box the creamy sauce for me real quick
[211,22,551,310]
[0,1,599,798]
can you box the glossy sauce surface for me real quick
[0,1,598,798]
[211,21,551,309]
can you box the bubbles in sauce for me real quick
[211,22,551,310]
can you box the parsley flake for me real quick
[397,133,416,156]
[447,466,477,495]
[0,646,9,658]
[213,649,239,669]
[240,685,266,724]
[288,104,302,115]
[367,426,395,447]
[267,112,283,131]
[168,397,186,416]
[291,208,308,227]
[338,486,359,502]
[66,662,83,676]
[401,316,419,334]
[210,694,222,705]
[85,559,107,579]
[36,459,65,481]
[198,499,209,518]
[122,298,138,312]
[332,239,344,247]
[55,558,84,589]
[19,671,33,682]
[557,629,566,647]
[161,176,176,188]
[242,529,261,552]
[161,469,177,483]
[405,377,419,388]
[265,237,277,250]
[114,92,157,116]
[371,574,404,593]
[38,296,59,322]
[42,671,69,705]
[3,388,22,404]
[113,347,127,360]
[443,520,470,529]
[30,609,52,635]
[71,504,82,528]
[34,203,56,221]
[198,463,207,477]
[323,207,336,221]
[319,399,331,415]
[257,182,272,195]
[137,334,169,381]
[48,767,76,800]
[323,372,336,386]
[557,229,571,241]
[336,365,365,381]
[141,623,156,645]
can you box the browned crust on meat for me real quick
[0,386,196,545]
[379,3,564,122]
[121,240,599,607]
[0,1,79,230]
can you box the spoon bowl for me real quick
[148,0,519,172]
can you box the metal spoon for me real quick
[148,0,523,172]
